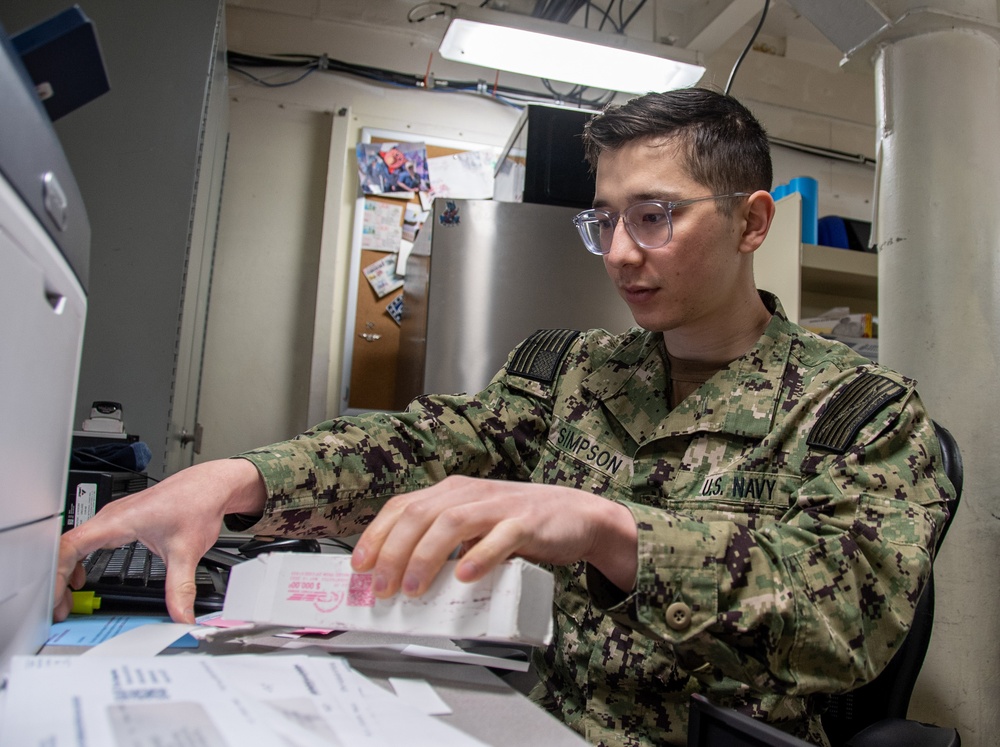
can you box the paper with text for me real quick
[0,654,487,747]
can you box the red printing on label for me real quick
[348,573,375,607]
[283,569,375,613]
[286,590,345,612]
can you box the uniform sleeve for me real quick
[587,390,954,695]
[227,370,557,539]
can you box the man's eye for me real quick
[637,210,667,225]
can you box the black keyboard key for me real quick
[148,554,166,587]
[124,545,149,585]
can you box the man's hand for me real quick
[350,475,638,598]
[54,458,267,624]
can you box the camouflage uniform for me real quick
[233,292,952,746]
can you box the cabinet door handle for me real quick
[179,424,203,454]
[359,332,382,342]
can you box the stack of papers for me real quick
[223,555,555,647]
[1,653,488,746]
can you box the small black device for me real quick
[64,469,147,531]
[493,104,595,209]
[10,5,110,122]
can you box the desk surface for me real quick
[32,622,588,747]
[209,628,588,747]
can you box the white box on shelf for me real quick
[222,553,555,646]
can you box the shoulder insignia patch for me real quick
[807,372,907,453]
[507,329,581,384]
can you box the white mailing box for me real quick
[223,553,555,647]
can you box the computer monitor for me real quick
[687,694,815,747]
[0,21,89,683]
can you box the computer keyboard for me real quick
[81,540,242,612]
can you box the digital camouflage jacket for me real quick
[234,293,953,746]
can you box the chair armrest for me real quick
[844,717,960,747]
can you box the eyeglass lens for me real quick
[578,203,673,255]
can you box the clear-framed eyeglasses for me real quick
[572,193,751,256]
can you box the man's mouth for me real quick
[620,285,657,303]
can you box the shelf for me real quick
[756,197,879,321]
[801,243,877,300]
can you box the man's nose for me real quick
[603,218,642,265]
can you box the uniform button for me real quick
[666,602,692,631]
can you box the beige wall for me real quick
[197,98,331,456]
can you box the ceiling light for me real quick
[437,5,705,95]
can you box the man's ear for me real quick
[738,190,776,255]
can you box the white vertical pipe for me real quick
[874,24,1000,745]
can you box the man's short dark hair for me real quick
[581,87,773,197]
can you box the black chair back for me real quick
[821,421,963,745]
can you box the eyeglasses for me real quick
[572,193,750,255]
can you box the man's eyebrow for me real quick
[592,192,680,208]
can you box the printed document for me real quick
[1,653,487,746]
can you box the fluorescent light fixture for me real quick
[438,5,704,94]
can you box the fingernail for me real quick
[457,559,479,582]
[352,547,366,568]
[372,572,387,594]
[402,573,420,595]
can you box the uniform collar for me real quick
[582,292,794,445]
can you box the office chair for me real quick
[688,693,815,747]
[687,422,963,747]
[821,420,963,747]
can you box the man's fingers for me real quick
[58,505,140,576]
[53,529,102,622]
[353,477,610,601]
[52,585,74,622]
[51,559,89,622]
[396,505,514,596]
[163,556,201,624]
[69,561,87,589]
[453,519,530,583]
[352,484,450,576]
[370,491,523,598]
[355,477,546,597]
[56,529,92,585]
[362,496,448,597]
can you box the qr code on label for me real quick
[348,573,375,607]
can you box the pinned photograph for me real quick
[362,254,405,298]
[386,294,404,325]
[356,141,431,195]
